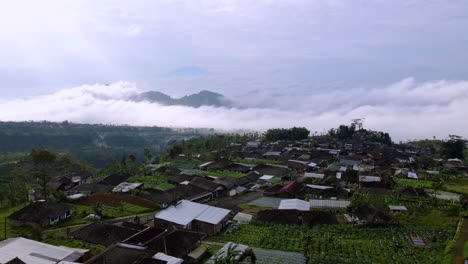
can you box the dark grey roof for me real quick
[71,222,141,246]
[8,201,72,224]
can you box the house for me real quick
[309,199,350,209]
[253,164,290,178]
[198,159,231,171]
[389,205,408,212]
[302,211,338,226]
[143,185,208,208]
[0,237,86,264]
[206,242,249,264]
[287,159,309,170]
[9,201,72,227]
[257,209,301,225]
[121,226,207,261]
[154,200,231,235]
[189,177,226,197]
[246,141,261,148]
[69,183,113,196]
[262,151,282,160]
[223,163,254,173]
[278,199,310,211]
[232,212,253,224]
[299,185,350,200]
[112,182,144,193]
[355,205,391,223]
[70,221,141,246]
[98,172,131,187]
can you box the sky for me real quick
[0,0,467,140]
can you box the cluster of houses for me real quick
[3,137,467,263]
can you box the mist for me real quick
[0,78,467,141]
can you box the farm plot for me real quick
[393,178,435,188]
[79,194,157,209]
[241,248,307,264]
[210,223,453,264]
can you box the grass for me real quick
[154,182,175,191]
[127,174,170,189]
[0,203,33,239]
[464,242,468,259]
[200,170,245,178]
[444,178,468,195]
[53,203,152,228]
[393,177,435,188]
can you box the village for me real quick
[0,126,467,264]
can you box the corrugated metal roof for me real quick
[155,200,209,226]
[153,252,183,264]
[306,184,333,190]
[0,237,83,264]
[309,199,350,208]
[195,205,231,224]
[304,173,325,179]
[259,175,274,180]
[154,200,230,226]
[389,205,408,211]
[279,199,310,211]
[359,176,381,182]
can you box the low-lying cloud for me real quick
[0,78,467,141]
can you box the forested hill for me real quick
[0,121,213,167]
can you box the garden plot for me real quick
[242,248,306,264]
[426,189,461,201]
[210,223,453,264]
[248,197,283,208]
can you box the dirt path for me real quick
[454,218,467,264]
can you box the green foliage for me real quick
[441,135,467,159]
[264,127,310,141]
[210,222,453,263]
[326,124,392,145]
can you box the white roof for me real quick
[309,199,350,208]
[303,173,325,179]
[112,182,143,193]
[259,175,274,180]
[339,166,347,172]
[389,205,408,211]
[407,172,418,179]
[336,172,342,179]
[206,242,249,263]
[199,161,214,167]
[155,200,230,226]
[66,193,85,200]
[233,212,253,223]
[359,176,381,182]
[0,237,83,264]
[306,184,333,190]
[153,253,183,264]
[308,162,317,167]
[426,170,440,175]
[195,205,231,225]
[279,199,310,211]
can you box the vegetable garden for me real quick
[210,223,454,264]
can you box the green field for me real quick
[393,177,435,188]
[127,174,175,191]
[445,179,468,195]
[210,223,454,264]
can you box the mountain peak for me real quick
[130,90,231,108]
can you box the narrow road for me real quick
[454,218,467,264]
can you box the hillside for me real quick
[0,121,213,167]
[130,90,232,108]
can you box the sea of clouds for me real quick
[0,78,467,141]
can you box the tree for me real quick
[143,148,153,163]
[35,168,52,200]
[441,135,466,159]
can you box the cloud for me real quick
[0,78,467,141]
[126,25,144,37]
